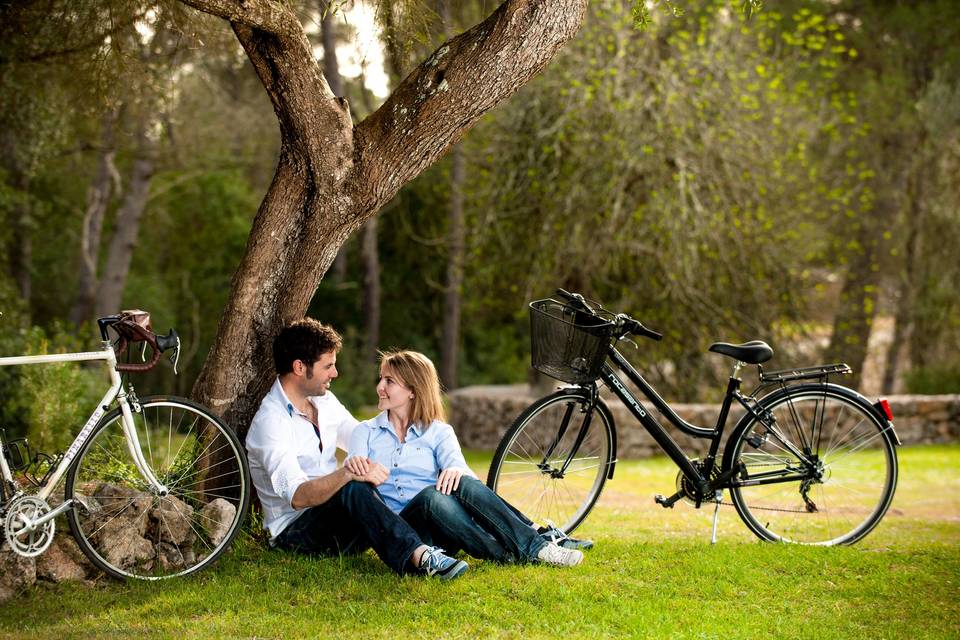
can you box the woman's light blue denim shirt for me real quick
[348,410,476,513]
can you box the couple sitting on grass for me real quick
[245,318,592,580]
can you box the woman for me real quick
[346,350,589,566]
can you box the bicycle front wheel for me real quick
[65,396,251,580]
[725,384,898,545]
[486,389,614,534]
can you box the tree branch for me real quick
[178,0,303,39]
[353,0,587,203]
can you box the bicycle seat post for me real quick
[731,361,745,381]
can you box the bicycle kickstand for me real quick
[710,490,723,544]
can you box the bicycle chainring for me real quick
[4,495,55,557]
[675,461,721,506]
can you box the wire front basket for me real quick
[529,298,616,384]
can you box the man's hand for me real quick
[437,467,466,495]
[345,455,371,477]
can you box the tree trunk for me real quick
[94,123,156,318]
[11,201,31,305]
[179,0,589,437]
[1,129,32,308]
[321,0,349,283]
[882,167,924,394]
[360,216,380,366]
[825,194,896,390]
[71,109,120,325]
[440,143,465,389]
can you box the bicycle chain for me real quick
[718,460,819,515]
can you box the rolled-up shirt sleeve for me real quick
[434,423,477,478]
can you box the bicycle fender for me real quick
[720,382,899,472]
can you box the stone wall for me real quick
[449,385,960,459]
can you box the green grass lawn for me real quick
[2,444,958,639]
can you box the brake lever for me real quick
[139,342,148,362]
[168,336,181,375]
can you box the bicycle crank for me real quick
[4,495,56,557]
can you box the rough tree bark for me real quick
[178,0,588,435]
[70,109,120,325]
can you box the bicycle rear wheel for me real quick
[486,389,614,534]
[724,384,897,545]
[65,396,250,580]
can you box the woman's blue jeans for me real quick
[399,476,547,563]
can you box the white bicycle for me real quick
[0,311,250,580]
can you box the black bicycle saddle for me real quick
[708,340,774,364]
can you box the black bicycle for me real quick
[486,290,900,545]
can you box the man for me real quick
[245,318,467,579]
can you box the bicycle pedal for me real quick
[654,494,675,509]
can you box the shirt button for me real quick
[394,463,398,467]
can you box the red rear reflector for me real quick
[878,398,894,421]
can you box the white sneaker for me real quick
[536,541,583,567]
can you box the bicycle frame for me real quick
[592,345,778,494]
[0,342,168,527]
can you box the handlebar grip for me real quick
[113,319,162,373]
[640,326,663,342]
[115,343,162,372]
[624,318,663,342]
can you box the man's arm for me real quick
[291,467,356,509]
[290,463,391,509]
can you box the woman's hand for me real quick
[344,455,370,477]
[436,467,466,495]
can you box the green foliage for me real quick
[905,367,960,395]
[0,324,104,452]
[127,169,259,394]
[444,0,868,397]
[1,0,958,407]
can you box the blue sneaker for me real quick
[420,546,468,580]
[539,524,594,551]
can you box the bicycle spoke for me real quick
[730,389,896,545]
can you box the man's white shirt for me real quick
[246,377,358,540]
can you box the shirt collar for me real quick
[373,411,426,438]
[269,377,328,419]
[266,377,296,417]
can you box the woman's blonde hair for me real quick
[379,350,446,427]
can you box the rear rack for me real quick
[759,363,852,384]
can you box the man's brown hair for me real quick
[273,319,342,375]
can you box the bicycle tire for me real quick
[486,388,615,534]
[723,384,897,545]
[65,396,251,580]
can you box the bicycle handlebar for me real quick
[98,315,181,373]
[555,288,663,342]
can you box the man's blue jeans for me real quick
[274,480,423,575]
[399,476,547,563]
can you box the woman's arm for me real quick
[434,423,476,494]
